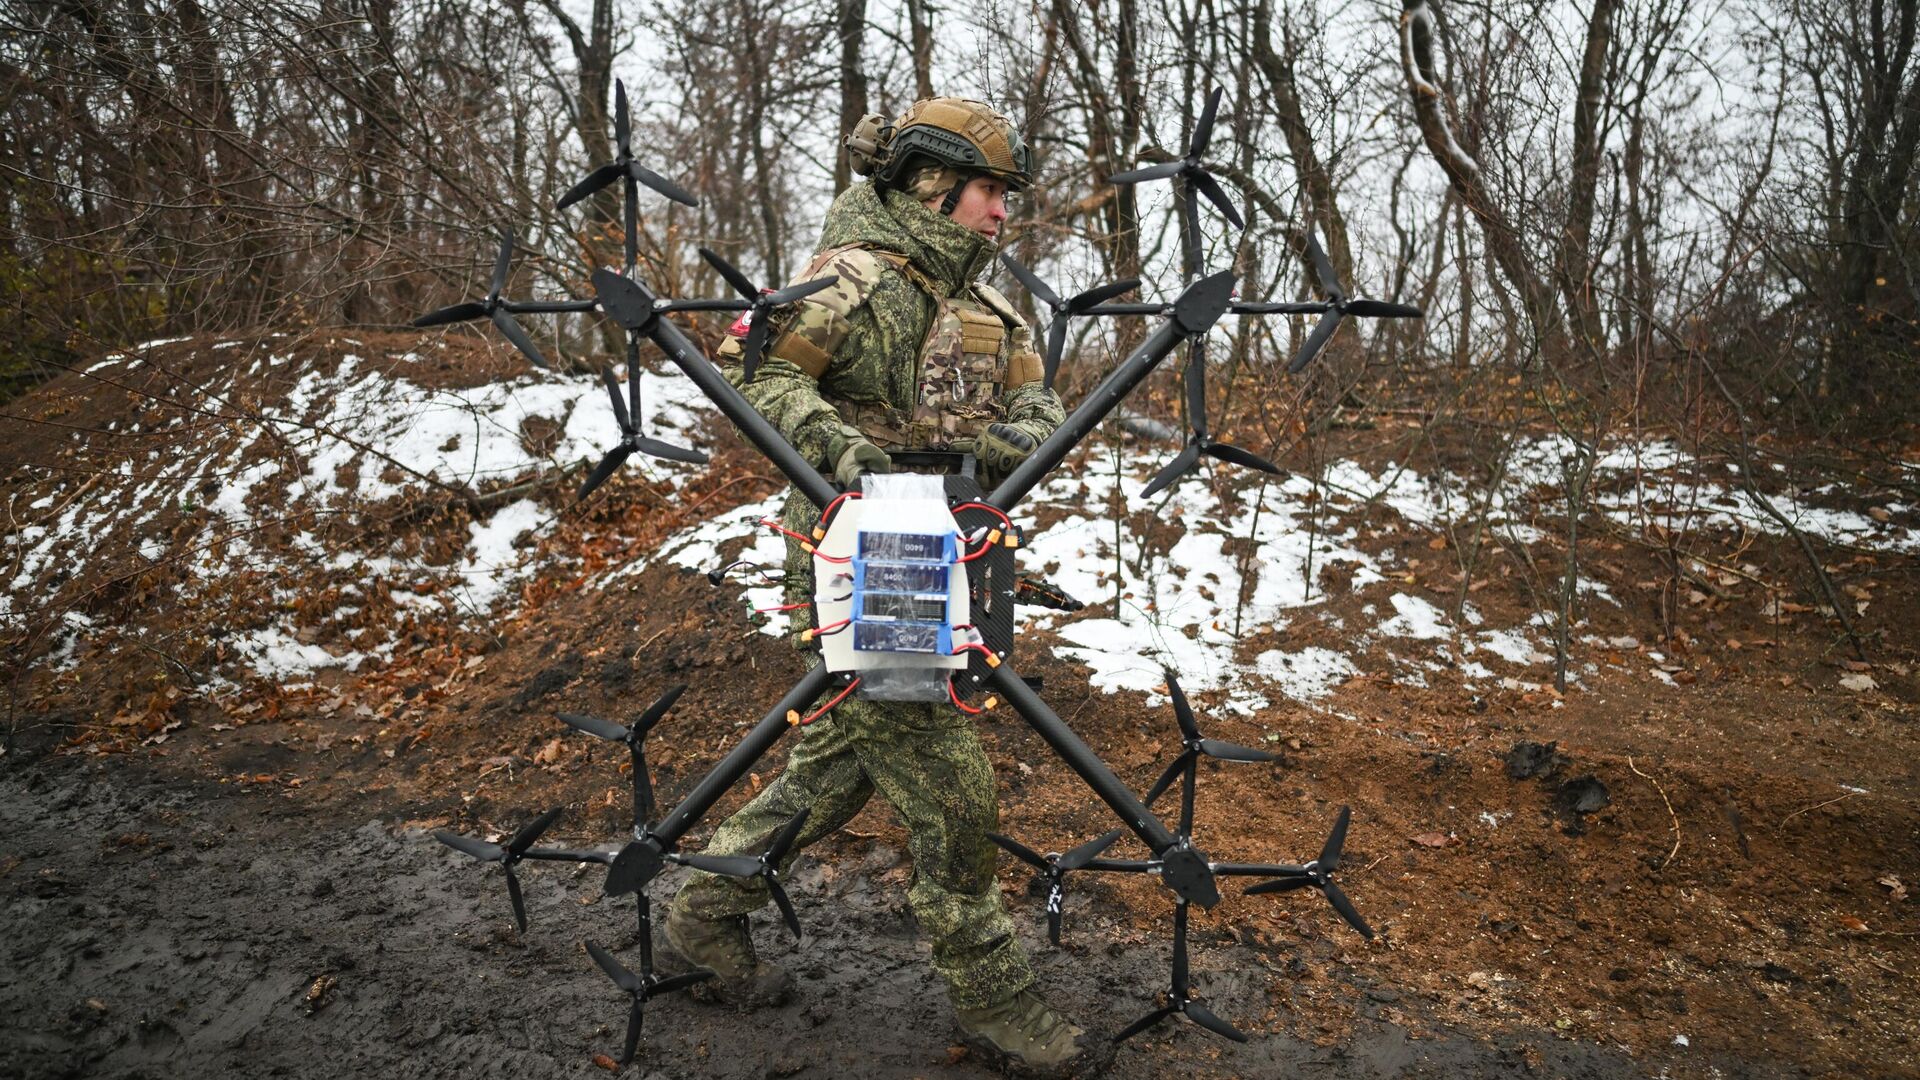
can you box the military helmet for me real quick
[861,97,1034,192]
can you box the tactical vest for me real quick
[804,243,1041,452]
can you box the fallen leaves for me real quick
[303,973,338,1014]
[1410,832,1458,848]
[1879,875,1907,902]
[592,1053,620,1071]
[1838,672,1877,693]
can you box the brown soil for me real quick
[3,331,1915,1079]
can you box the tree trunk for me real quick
[1553,0,1617,357]
[833,0,869,195]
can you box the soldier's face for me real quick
[933,177,1011,241]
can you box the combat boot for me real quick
[956,988,1113,1077]
[660,903,793,1008]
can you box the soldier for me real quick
[662,98,1107,1076]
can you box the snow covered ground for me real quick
[10,340,1916,705]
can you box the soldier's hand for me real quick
[833,438,891,489]
[978,422,1042,479]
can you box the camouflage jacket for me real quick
[718,181,1064,480]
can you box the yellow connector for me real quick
[811,527,826,541]
[1004,532,1020,548]
[786,709,802,726]
[984,695,999,710]
[985,652,1001,668]
[986,528,1003,546]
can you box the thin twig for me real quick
[1627,755,1680,868]
[1778,790,1860,827]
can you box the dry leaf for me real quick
[1838,915,1869,933]
[533,738,563,766]
[1410,832,1456,848]
[592,1053,620,1071]
[1839,659,1873,672]
[1427,535,1447,550]
[1867,506,1891,523]
[1839,673,1877,692]
[1879,875,1907,902]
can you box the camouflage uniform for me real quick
[673,178,1065,1010]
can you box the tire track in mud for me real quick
[2,758,1688,1079]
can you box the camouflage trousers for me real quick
[671,693,1035,1009]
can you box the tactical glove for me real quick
[833,438,891,489]
[977,422,1045,480]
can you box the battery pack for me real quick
[851,527,956,656]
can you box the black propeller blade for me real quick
[1113,901,1248,1044]
[1138,346,1283,498]
[999,254,1140,390]
[698,247,838,383]
[433,806,564,932]
[673,808,812,939]
[1110,86,1244,231]
[412,232,551,369]
[577,364,708,501]
[558,79,698,274]
[1286,226,1424,374]
[1140,672,1278,810]
[1245,805,1374,939]
[585,941,714,1065]
[986,828,1123,945]
[556,684,686,827]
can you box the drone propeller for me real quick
[433,807,564,932]
[1139,347,1283,499]
[556,684,686,826]
[999,254,1141,390]
[986,828,1124,945]
[584,940,714,1065]
[412,232,552,369]
[1286,226,1424,374]
[1113,901,1248,1044]
[673,808,812,939]
[558,80,698,273]
[1141,672,1278,810]
[577,362,708,500]
[1245,805,1374,939]
[1109,86,1244,231]
[698,248,838,383]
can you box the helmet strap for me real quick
[940,172,977,216]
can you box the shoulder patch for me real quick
[971,283,1025,330]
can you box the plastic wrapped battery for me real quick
[847,473,960,701]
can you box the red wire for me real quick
[951,643,996,662]
[758,517,851,563]
[800,678,861,725]
[955,529,997,563]
[759,517,811,543]
[952,501,1012,528]
[948,676,984,715]
[755,602,810,613]
[819,491,859,528]
[814,617,851,635]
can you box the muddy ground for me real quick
[3,333,1916,1078]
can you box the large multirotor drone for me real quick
[422,79,1418,1065]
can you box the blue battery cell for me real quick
[852,621,952,654]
